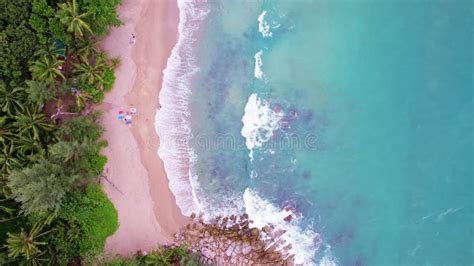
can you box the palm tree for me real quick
[14,134,43,158]
[0,117,17,144]
[144,249,174,265]
[143,247,189,265]
[0,83,25,115]
[57,0,93,38]
[76,39,98,59]
[29,56,65,85]
[5,222,53,261]
[33,44,60,59]
[0,142,25,177]
[13,105,55,141]
[0,197,21,223]
[72,89,92,109]
[73,55,105,85]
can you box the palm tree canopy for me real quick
[76,39,98,59]
[57,0,93,38]
[0,117,17,143]
[29,56,65,85]
[0,142,26,177]
[5,222,49,260]
[73,55,105,85]
[13,105,55,141]
[0,83,26,115]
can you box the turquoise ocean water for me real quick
[157,0,473,264]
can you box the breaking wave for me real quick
[155,0,209,216]
[258,10,272,38]
[241,93,283,161]
[254,50,265,80]
[243,188,320,265]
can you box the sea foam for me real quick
[243,188,320,265]
[258,10,272,38]
[254,50,264,80]
[241,93,283,161]
[155,0,209,216]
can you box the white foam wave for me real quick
[241,93,283,161]
[155,0,209,216]
[258,10,272,38]
[254,50,264,80]
[243,188,320,265]
[319,244,338,266]
[319,255,338,266]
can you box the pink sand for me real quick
[100,0,188,256]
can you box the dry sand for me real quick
[100,0,188,256]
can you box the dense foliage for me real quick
[85,246,205,266]
[57,184,118,259]
[0,0,122,264]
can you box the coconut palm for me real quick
[0,117,17,144]
[5,222,53,260]
[13,105,55,141]
[72,89,92,109]
[0,142,25,178]
[73,55,106,85]
[0,83,25,115]
[14,134,43,158]
[76,39,98,59]
[0,197,20,221]
[57,0,93,38]
[29,56,65,85]
[33,44,60,59]
[95,51,108,65]
[143,247,189,265]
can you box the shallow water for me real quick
[159,0,473,264]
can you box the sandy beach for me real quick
[100,0,188,256]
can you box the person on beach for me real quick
[130,107,137,115]
[125,114,132,124]
[130,34,136,45]
[118,111,124,121]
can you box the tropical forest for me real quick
[0,0,121,264]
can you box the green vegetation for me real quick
[0,0,122,264]
[57,184,118,259]
[84,246,205,266]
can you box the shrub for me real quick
[87,154,107,177]
[47,17,72,46]
[102,67,115,91]
[59,184,118,256]
[83,84,105,104]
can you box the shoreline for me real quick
[127,0,189,237]
[100,0,187,256]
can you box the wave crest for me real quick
[254,50,265,80]
[241,93,283,161]
[243,188,320,265]
[155,0,209,216]
[258,10,273,38]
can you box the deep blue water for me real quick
[172,0,473,264]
